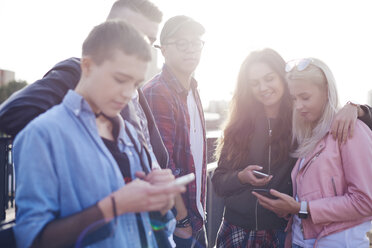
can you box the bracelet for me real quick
[111,195,117,225]
[176,215,191,228]
[347,101,364,117]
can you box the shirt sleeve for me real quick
[13,123,60,248]
[309,120,372,224]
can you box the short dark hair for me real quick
[82,20,151,65]
[107,0,162,23]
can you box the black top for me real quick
[212,115,296,230]
[102,137,131,183]
[101,135,147,248]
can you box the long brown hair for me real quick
[215,48,293,169]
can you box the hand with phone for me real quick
[252,170,270,178]
[252,189,299,218]
[173,173,195,186]
[135,168,175,185]
[135,169,188,215]
[251,188,278,199]
[237,165,273,186]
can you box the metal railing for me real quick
[0,134,15,224]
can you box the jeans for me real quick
[292,243,303,248]
[275,229,286,248]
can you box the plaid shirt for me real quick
[143,65,207,233]
[216,220,281,248]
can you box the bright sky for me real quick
[1,0,372,107]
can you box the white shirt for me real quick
[187,90,204,219]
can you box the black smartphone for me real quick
[252,170,270,178]
[252,188,278,199]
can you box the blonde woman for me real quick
[254,58,372,248]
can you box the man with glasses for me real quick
[143,15,207,247]
[0,0,168,169]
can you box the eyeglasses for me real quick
[285,58,314,73]
[163,39,205,52]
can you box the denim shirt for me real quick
[13,90,158,248]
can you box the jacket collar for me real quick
[160,64,198,96]
[295,135,328,174]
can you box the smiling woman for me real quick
[212,48,294,248]
[255,58,372,248]
[247,62,285,118]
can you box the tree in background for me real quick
[0,80,27,104]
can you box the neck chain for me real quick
[95,111,110,119]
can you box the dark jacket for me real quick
[212,115,296,231]
[0,57,168,168]
[358,105,372,130]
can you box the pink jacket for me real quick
[285,120,372,247]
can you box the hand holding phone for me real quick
[252,188,278,199]
[252,170,270,179]
[173,173,195,186]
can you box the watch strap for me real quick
[298,201,308,219]
[176,215,191,228]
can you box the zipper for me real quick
[296,152,321,200]
[300,152,320,177]
[255,118,272,230]
[268,118,272,175]
[331,177,337,196]
[255,199,259,230]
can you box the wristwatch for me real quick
[298,201,308,219]
[176,215,191,228]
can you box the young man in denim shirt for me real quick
[13,21,184,248]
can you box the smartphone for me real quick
[174,173,195,186]
[252,188,278,199]
[252,170,270,178]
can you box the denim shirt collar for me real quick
[63,90,134,149]
[63,89,93,118]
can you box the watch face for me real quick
[298,212,308,219]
